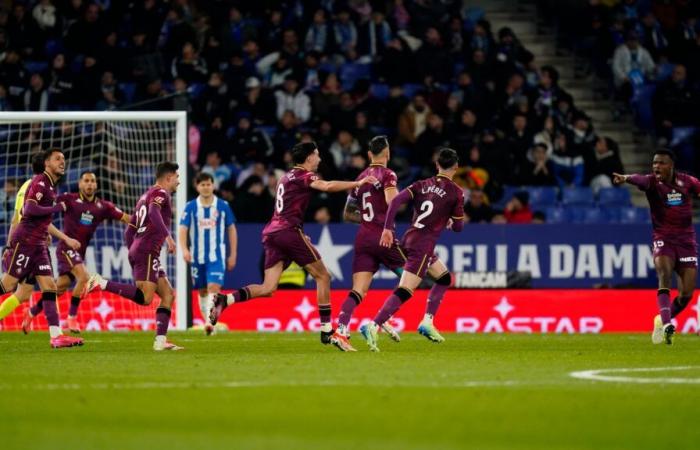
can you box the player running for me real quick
[0,149,83,348]
[337,135,404,341]
[613,149,700,345]
[360,147,464,352]
[209,141,377,351]
[0,154,81,329]
[84,162,182,351]
[178,172,237,335]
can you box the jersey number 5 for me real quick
[361,192,374,221]
[413,200,434,229]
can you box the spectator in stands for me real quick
[491,210,507,224]
[96,71,123,110]
[313,72,341,119]
[566,112,596,156]
[273,111,299,166]
[504,191,533,224]
[46,53,74,107]
[275,75,311,124]
[231,175,274,223]
[171,42,208,84]
[24,73,49,111]
[65,3,101,56]
[1,179,19,223]
[329,130,360,172]
[397,92,431,148]
[33,0,58,40]
[652,64,698,141]
[357,10,392,60]
[637,12,669,60]
[506,113,532,169]
[415,27,451,83]
[201,151,232,190]
[532,211,546,224]
[533,115,557,156]
[612,31,656,103]
[314,206,332,225]
[0,49,27,110]
[334,9,358,59]
[584,136,624,192]
[0,84,10,111]
[415,113,449,167]
[551,133,585,189]
[464,189,494,224]
[231,114,274,165]
[529,66,569,119]
[519,143,556,186]
[305,9,331,54]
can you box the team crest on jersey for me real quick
[154,196,165,204]
[36,192,43,201]
[97,201,102,208]
[666,190,683,206]
[38,181,45,187]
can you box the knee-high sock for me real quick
[426,284,449,317]
[105,281,144,305]
[373,295,403,326]
[68,295,81,317]
[42,292,61,338]
[0,295,20,320]
[30,299,44,316]
[338,290,362,328]
[671,296,691,318]
[155,307,171,336]
[200,294,213,323]
[657,289,671,325]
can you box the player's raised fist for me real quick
[379,229,394,248]
[612,173,628,185]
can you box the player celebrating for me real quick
[360,147,464,352]
[338,135,404,341]
[613,149,700,345]
[84,162,182,351]
[0,149,83,348]
[178,172,237,335]
[209,142,377,351]
[0,154,81,328]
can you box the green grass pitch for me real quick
[0,332,698,450]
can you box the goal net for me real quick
[0,112,188,332]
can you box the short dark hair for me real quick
[654,148,676,162]
[31,153,45,174]
[43,148,62,163]
[437,147,459,169]
[195,172,214,184]
[291,142,317,164]
[156,161,179,179]
[80,170,96,179]
[368,135,389,155]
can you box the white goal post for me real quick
[0,111,189,330]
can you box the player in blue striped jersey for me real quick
[178,172,237,334]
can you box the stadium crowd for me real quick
[0,0,695,224]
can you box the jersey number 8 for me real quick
[276,184,285,213]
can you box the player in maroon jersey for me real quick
[22,172,131,334]
[209,142,377,351]
[84,162,182,351]
[337,135,405,341]
[613,149,700,345]
[0,149,83,348]
[360,147,465,352]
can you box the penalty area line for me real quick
[570,366,700,384]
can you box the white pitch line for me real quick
[570,366,700,384]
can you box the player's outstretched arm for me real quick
[48,224,80,250]
[343,197,361,223]
[613,172,651,190]
[310,175,378,193]
[22,199,65,217]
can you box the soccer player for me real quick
[84,162,182,351]
[209,142,377,351]
[337,135,404,341]
[178,172,237,335]
[0,149,83,348]
[0,155,81,327]
[613,149,700,345]
[360,147,464,352]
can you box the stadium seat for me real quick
[526,186,558,208]
[340,63,371,90]
[561,186,595,206]
[544,206,568,224]
[492,185,519,210]
[402,83,424,99]
[187,83,206,99]
[597,187,631,206]
[599,206,622,223]
[619,206,651,224]
[370,83,390,100]
[318,61,337,74]
[25,61,48,74]
[579,207,607,224]
[119,83,137,104]
[631,84,656,131]
[45,39,65,58]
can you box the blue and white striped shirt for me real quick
[180,196,236,264]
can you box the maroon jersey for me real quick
[633,172,700,244]
[131,185,173,255]
[348,164,398,233]
[262,166,319,236]
[402,175,465,250]
[13,172,59,244]
[56,193,124,256]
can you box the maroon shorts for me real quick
[652,239,698,269]
[262,228,321,270]
[57,246,84,276]
[400,235,438,278]
[2,242,52,282]
[352,229,406,274]
[129,250,166,283]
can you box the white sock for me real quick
[226,293,235,306]
[199,294,210,322]
[423,313,434,324]
[155,335,166,344]
[97,276,107,289]
[49,326,62,338]
[320,322,332,333]
[337,323,348,335]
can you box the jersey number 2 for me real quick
[413,201,434,229]
[136,204,148,228]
